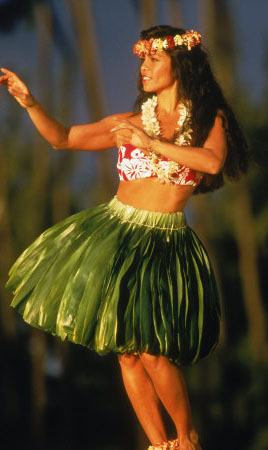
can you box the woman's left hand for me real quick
[110,120,152,153]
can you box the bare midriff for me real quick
[116,178,196,212]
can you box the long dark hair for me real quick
[134,25,249,194]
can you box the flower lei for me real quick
[148,437,180,449]
[141,95,193,183]
[133,30,201,58]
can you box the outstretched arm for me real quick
[0,68,125,151]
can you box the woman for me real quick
[0,26,248,450]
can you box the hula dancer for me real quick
[1,25,248,450]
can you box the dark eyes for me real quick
[140,56,160,63]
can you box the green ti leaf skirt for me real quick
[6,196,220,366]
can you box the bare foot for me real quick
[148,431,202,450]
[179,430,202,450]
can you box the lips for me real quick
[142,75,151,82]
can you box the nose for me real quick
[141,58,149,73]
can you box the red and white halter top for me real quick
[117,144,203,186]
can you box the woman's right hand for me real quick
[0,67,36,108]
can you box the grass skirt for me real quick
[6,196,220,366]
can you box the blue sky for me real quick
[229,0,268,104]
[1,0,268,113]
[0,0,267,204]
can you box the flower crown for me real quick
[133,30,201,58]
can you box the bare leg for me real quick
[118,353,167,445]
[140,353,201,450]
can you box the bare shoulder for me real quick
[216,109,228,131]
[204,110,228,160]
[205,110,228,141]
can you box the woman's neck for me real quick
[156,82,179,115]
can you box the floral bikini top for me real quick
[117,96,203,186]
[117,144,203,186]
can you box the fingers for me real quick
[1,67,9,73]
[110,122,145,138]
[114,131,131,140]
[110,121,134,133]
[112,117,132,124]
[0,77,8,86]
[7,87,20,96]
[0,68,14,84]
[115,136,131,148]
[0,68,21,85]
[1,75,25,94]
[0,73,12,85]
[0,67,15,75]
[114,131,132,145]
[0,72,15,86]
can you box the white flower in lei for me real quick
[141,96,160,137]
[141,95,193,183]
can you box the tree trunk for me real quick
[29,2,54,442]
[30,328,47,445]
[232,179,267,362]
[167,0,184,27]
[0,145,16,339]
[189,195,227,347]
[200,0,267,361]
[68,0,114,203]
[140,0,157,28]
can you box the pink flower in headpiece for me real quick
[182,30,202,50]
[133,39,152,58]
[133,29,202,58]
[166,36,175,50]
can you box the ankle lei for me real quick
[141,95,193,183]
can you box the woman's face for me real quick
[140,51,176,93]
